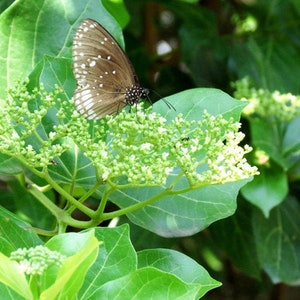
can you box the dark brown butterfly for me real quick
[72,18,149,120]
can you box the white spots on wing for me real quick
[99,83,103,88]
[81,63,86,69]
[100,37,109,45]
[107,55,111,60]
[89,60,96,67]
[112,70,116,74]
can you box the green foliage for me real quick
[0,223,220,299]
[229,77,300,287]
[1,0,300,298]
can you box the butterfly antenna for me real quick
[149,89,176,111]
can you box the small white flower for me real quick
[141,143,152,151]
[49,131,56,139]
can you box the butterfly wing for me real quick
[72,19,138,120]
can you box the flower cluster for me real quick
[170,112,257,185]
[0,82,70,169]
[10,245,65,275]
[0,81,258,187]
[69,107,258,186]
[232,77,300,122]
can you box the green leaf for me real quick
[79,225,137,298]
[6,180,56,230]
[210,199,261,279]
[41,230,100,299]
[88,267,204,300]
[0,0,123,100]
[242,164,288,217]
[0,252,32,300]
[79,226,218,299]
[0,284,25,300]
[250,117,300,170]
[282,116,300,168]
[102,0,130,28]
[0,0,14,14]
[138,248,221,298]
[253,197,300,284]
[0,154,23,175]
[112,180,249,238]
[122,217,176,251]
[179,25,228,88]
[28,56,75,97]
[229,37,300,94]
[0,206,43,250]
[47,142,97,187]
[154,88,247,123]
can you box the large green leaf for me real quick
[112,180,248,238]
[154,87,247,123]
[0,0,123,101]
[79,226,137,298]
[138,248,221,298]
[89,267,203,300]
[242,164,288,217]
[42,230,99,299]
[253,197,300,284]
[210,199,261,279]
[79,225,219,300]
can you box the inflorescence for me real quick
[232,77,300,122]
[0,81,258,187]
[10,245,65,276]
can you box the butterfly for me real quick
[72,18,149,120]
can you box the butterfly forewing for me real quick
[72,18,145,120]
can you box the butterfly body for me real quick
[72,19,149,120]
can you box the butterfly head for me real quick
[125,86,149,106]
